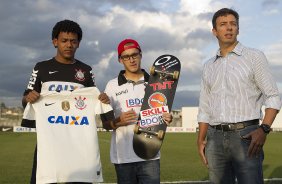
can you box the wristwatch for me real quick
[260,124,271,134]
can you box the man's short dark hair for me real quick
[212,8,239,29]
[52,20,82,41]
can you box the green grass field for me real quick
[0,132,282,183]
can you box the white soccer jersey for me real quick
[22,87,112,183]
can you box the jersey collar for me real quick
[118,69,149,86]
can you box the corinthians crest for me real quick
[61,101,70,111]
[75,96,87,110]
[75,69,85,81]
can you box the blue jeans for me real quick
[206,125,264,184]
[114,160,160,184]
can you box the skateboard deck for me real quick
[133,54,181,159]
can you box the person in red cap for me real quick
[101,39,172,183]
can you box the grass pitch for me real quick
[0,132,281,183]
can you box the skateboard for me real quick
[133,54,181,159]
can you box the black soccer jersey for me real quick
[22,58,95,128]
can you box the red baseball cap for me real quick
[117,39,141,56]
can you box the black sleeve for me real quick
[23,63,42,95]
[86,67,96,87]
[21,119,36,128]
[21,63,41,128]
[100,110,115,130]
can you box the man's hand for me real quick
[25,90,40,103]
[243,128,267,158]
[98,92,110,104]
[197,123,209,167]
[197,140,208,168]
[118,109,138,126]
[162,112,173,125]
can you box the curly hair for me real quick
[212,8,239,29]
[52,19,82,41]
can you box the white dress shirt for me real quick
[197,42,281,125]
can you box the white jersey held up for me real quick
[22,87,112,184]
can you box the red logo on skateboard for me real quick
[139,106,169,128]
[141,106,168,117]
[148,92,167,108]
[149,81,174,91]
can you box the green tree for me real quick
[0,102,6,109]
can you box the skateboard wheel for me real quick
[150,66,156,75]
[157,130,164,140]
[134,124,141,134]
[173,71,179,80]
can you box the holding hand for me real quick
[162,112,173,125]
[119,109,138,126]
[109,109,138,129]
[98,92,110,104]
[25,90,40,103]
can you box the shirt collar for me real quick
[117,69,149,86]
[214,42,243,62]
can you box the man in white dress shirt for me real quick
[197,8,281,184]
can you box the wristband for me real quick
[260,124,271,134]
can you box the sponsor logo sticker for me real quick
[139,106,169,128]
[148,92,167,108]
[149,81,174,91]
[154,55,179,70]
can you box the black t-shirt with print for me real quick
[22,58,95,127]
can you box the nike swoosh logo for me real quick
[49,71,58,74]
[2,127,12,132]
[45,102,56,106]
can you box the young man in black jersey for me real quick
[22,19,109,184]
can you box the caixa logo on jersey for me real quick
[49,84,78,91]
[126,98,143,108]
[139,106,169,128]
[155,55,179,70]
[148,92,167,108]
[48,116,89,125]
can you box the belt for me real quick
[210,119,259,131]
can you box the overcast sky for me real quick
[0,0,281,109]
